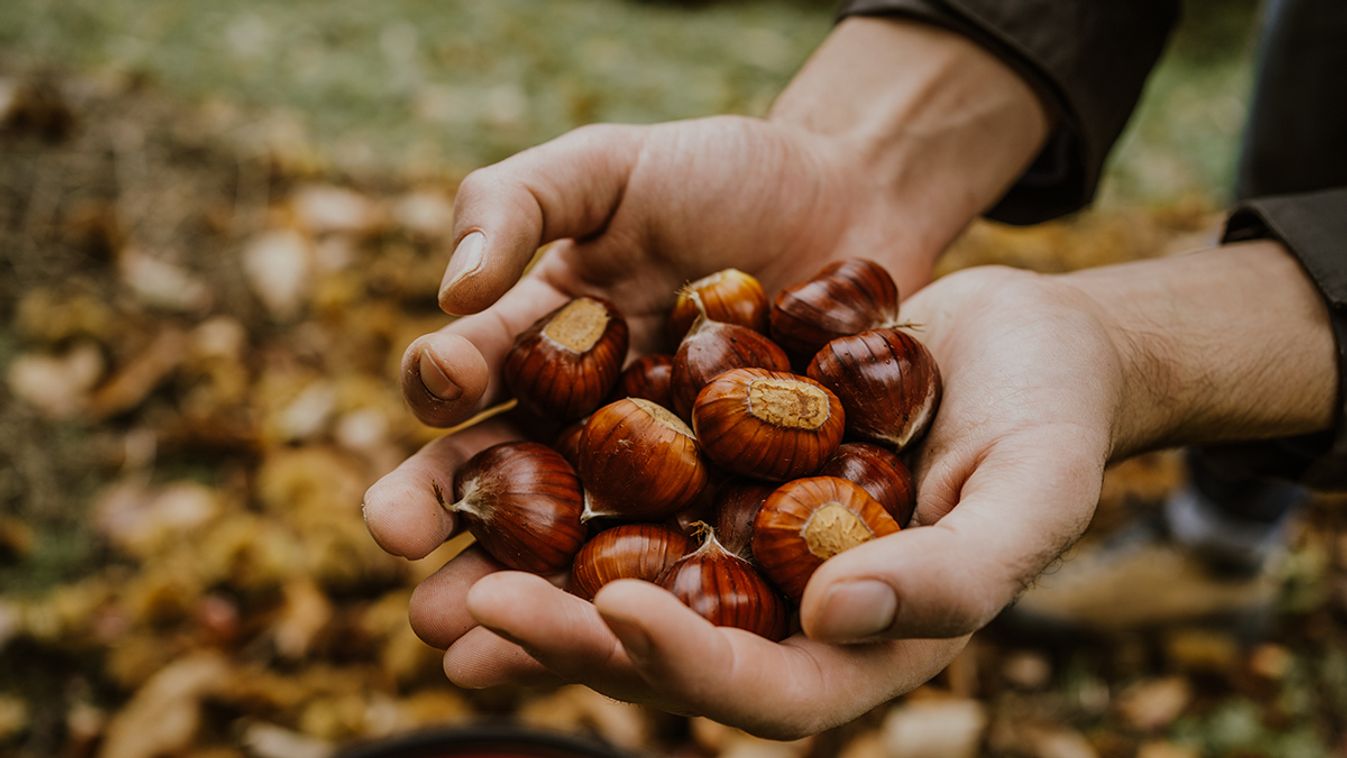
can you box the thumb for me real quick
[799,431,1104,642]
[440,123,645,316]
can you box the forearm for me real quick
[1065,241,1338,457]
[770,17,1050,266]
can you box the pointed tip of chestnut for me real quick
[769,258,900,361]
[504,296,630,421]
[806,327,941,452]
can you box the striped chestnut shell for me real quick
[504,296,628,421]
[447,441,585,575]
[668,268,769,342]
[615,354,675,410]
[712,481,775,559]
[751,476,900,602]
[570,523,689,600]
[691,367,845,481]
[807,327,941,452]
[578,397,709,521]
[671,315,790,419]
[769,258,900,361]
[659,524,788,640]
[819,442,917,526]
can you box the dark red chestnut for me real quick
[769,258,900,361]
[578,398,709,521]
[671,315,790,418]
[447,441,585,574]
[691,367,845,481]
[503,296,629,421]
[570,524,689,600]
[807,327,941,452]
[818,442,916,526]
[751,476,900,602]
[659,524,788,640]
[616,354,675,409]
[713,482,774,559]
[553,419,586,469]
[668,268,769,341]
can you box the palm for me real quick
[365,264,1126,737]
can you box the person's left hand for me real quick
[367,264,1137,738]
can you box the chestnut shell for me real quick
[818,442,916,526]
[615,354,675,410]
[713,481,775,559]
[806,327,941,452]
[504,296,629,421]
[751,476,900,602]
[451,441,585,574]
[571,524,689,600]
[578,397,709,521]
[769,258,899,361]
[659,527,788,640]
[668,268,769,342]
[671,318,790,418]
[691,367,845,481]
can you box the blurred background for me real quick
[2,1,1346,756]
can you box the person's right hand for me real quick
[401,114,951,432]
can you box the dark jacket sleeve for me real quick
[836,0,1179,224]
[1206,188,1347,490]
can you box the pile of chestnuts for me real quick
[442,259,940,640]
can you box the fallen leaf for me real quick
[99,652,230,758]
[1115,677,1192,731]
[882,697,988,758]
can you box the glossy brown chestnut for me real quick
[578,397,709,521]
[807,327,941,452]
[713,482,774,559]
[769,258,900,361]
[570,524,689,600]
[616,354,675,409]
[818,442,917,526]
[691,368,845,481]
[659,524,788,640]
[671,316,790,418]
[503,296,629,421]
[447,441,585,575]
[751,476,900,602]
[668,268,769,341]
[553,419,586,469]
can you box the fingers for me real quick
[440,124,644,316]
[593,580,966,739]
[800,428,1103,641]
[402,276,570,427]
[362,421,517,559]
[443,626,559,689]
[407,547,503,648]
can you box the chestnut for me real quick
[447,441,585,575]
[713,481,774,559]
[769,258,900,361]
[570,524,689,600]
[615,354,675,410]
[670,315,790,418]
[553,419,586,469]
[818,442,916,526]
[578,397,709,521]
[659,524,788,640]
[503,296,629,421]
[668,268,769,341]
[806,327,941,452]
[691,367,845,481]
[751,476,900,602]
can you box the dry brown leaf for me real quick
[1001,650,1052,690]
[6,342,104,418]
[118,248,213,313]
[273,578,333,659]
[241,228,314,320]
[881,697,987,758]
[1115,676,1192,732]
[519,685,652,751]
[99,652,230,758]
[242,721,334,758]
[90,327,188,419]
[290,184,383,236]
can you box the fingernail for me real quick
[605,616,652,661]
[418,349,462,401]
[441,231,487,294]
[813,580,897,642]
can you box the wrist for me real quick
[1063,241,1337,457]
[770,17,1050,262]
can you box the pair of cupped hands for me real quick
[362,117,1126,738]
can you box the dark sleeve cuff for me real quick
[1203,188,1347,490]
[836,0,1178,225]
